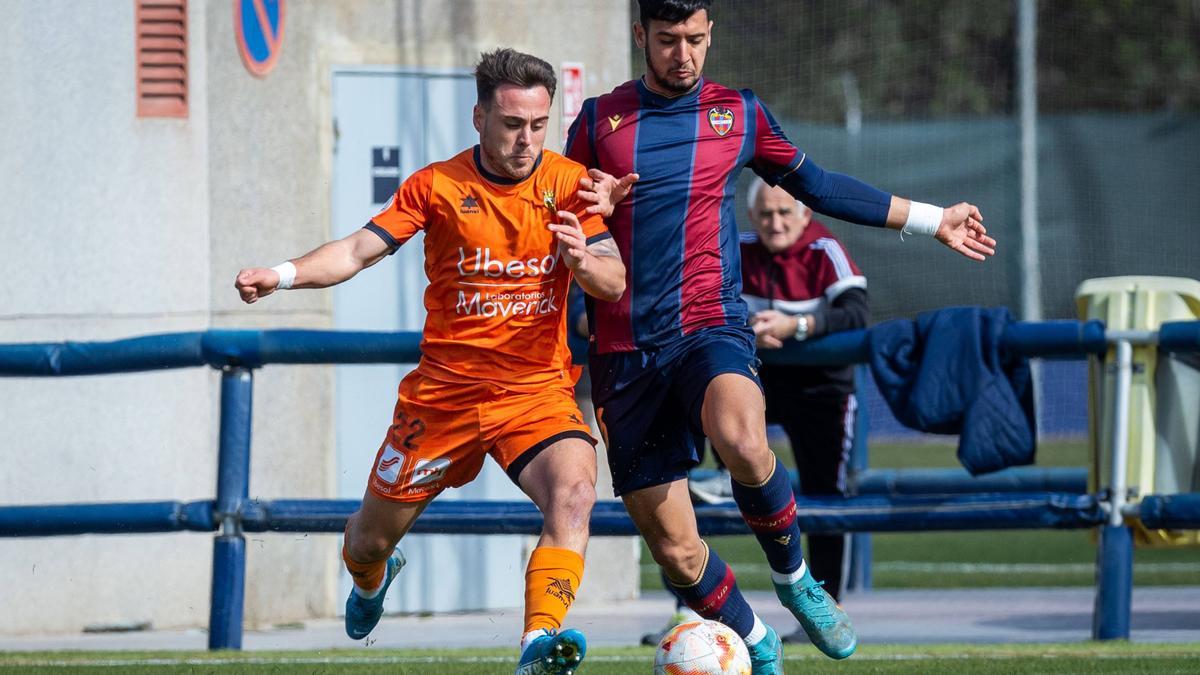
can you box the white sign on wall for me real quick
[560,62,585,147]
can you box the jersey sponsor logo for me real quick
[456,247,559,279]
[408,458,451,487]
[708,106,735,136]
[460,195,481,214]
[453,248,563,317]
[607,114,622,131]
[374,444,406,486]
[455,288,561,317]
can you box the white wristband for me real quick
[902,201,943,237]
[271,261,297,290]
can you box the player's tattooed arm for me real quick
[576,236,625,302]
[586,237,621,260]
[549,213,625,302]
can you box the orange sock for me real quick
[523,547,584,634]
[342,543,387,594]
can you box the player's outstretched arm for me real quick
[235,229,392,304]
[885,197,996,262]
[549,210,626,303]
[773,154,996,261]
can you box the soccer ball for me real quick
[653,619,752,674]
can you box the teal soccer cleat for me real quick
[344,549,406,640]
[746,624,785,674]
[515,628,587,675]
[774,572,857,659]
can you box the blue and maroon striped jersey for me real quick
[564,78,811,353]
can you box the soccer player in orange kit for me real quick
[235,49,626,675]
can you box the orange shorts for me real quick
[367,370,595,502]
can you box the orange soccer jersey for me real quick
[363,146,608,501]
[367,146,610,390]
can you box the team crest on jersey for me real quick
[542,189,557,212]
[460,194,480,214]
[708,106,735,136]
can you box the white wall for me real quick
[0,0,632,635]
[0,0,214,634]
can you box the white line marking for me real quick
[4,651,1194,668]
[639,562,1200,575]
[873,562,1200,574]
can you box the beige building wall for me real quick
[0,0,216,635]
[0,0,631,635]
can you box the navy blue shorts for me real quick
[588,325,762,496]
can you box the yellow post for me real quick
[1077,276,1200,547]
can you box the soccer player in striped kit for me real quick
[565,1,995,669]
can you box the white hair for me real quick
[746,177,807,216]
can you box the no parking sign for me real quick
[235,0,285,77]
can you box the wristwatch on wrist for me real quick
[793,315,810,341]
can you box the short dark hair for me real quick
[638,0,712,28]
[474,48,557,107]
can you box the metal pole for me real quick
[1017,0,1046,443]
[1018,0,1042,322]
[209,367,254,650]
[1094,340,1132,640]
[847,373,872,592]
[841,71,862,170]
[1107,340,1132,528]
[849,531,873,592]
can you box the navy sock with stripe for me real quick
[666,544,755,639]
[732,456,805,575]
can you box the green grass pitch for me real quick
[4,643,1200,674]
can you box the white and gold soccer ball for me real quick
[653,619,752,675]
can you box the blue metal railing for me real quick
[6,493,1197,539]
[17,317,1199,377]
[2,318,1199,648]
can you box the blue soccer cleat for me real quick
[344,548,406,640]
[515,628,587,675]
[746,624,785,675]
[774,572,857,659]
